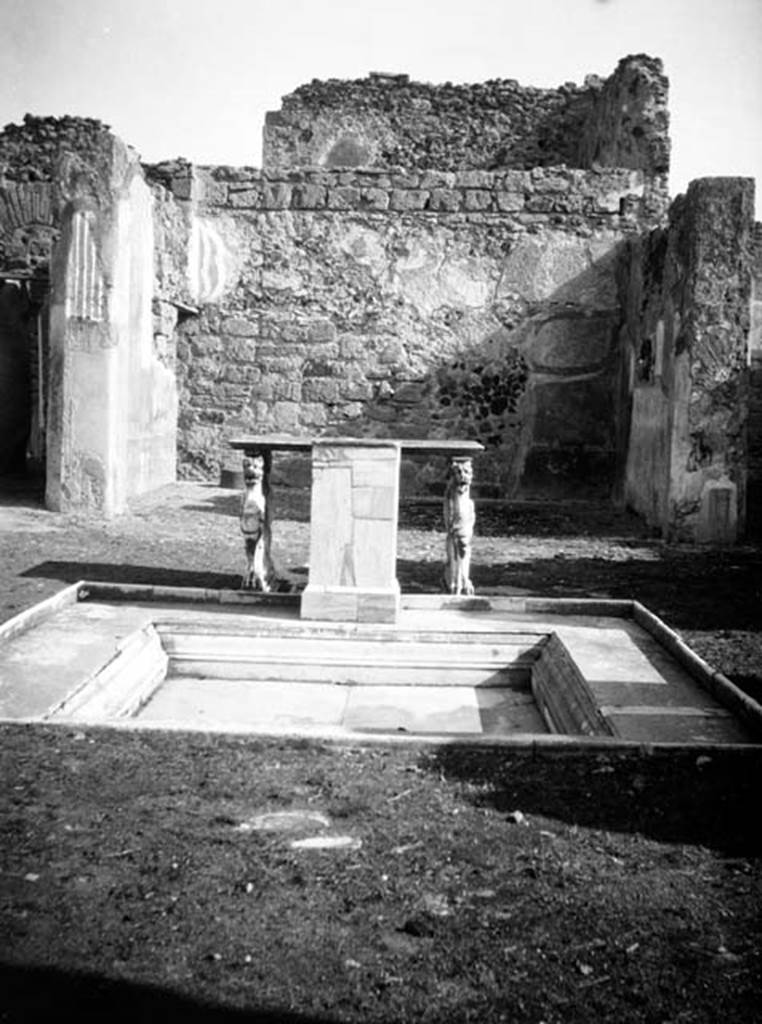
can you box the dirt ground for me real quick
[1,476,761,1022]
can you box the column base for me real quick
[300,584,401,624]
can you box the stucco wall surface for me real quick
[155,163,663,495]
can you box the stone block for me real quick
[420,171,457,189]
[340,402,364,420]
[531,172,571,193]
[339,380,373,401]
[170,176,194,200]
[272,380,302,401]
[428,189,462,212]
[390,189,430,211]
[353,518,397,587]
[592,191,624,214]
[262,182,292,208]
[496,192,525,212]
[293,184,327,209]
[455,171,494,188]
[228,189,262,209]
[351,455,397,486]
[525,195,555,213]
[356,588,400,623]
[390,173,420,188]
[463,190,493,212]
[301,586,358,622]
[307,320,336,344]
[500,171,531,191]
[361,188,390,211]
[222,316,259,337]
[303,378,340,402]
[272,400,301,430]
[225,338,258,363]
[339,335,367,360]
[301,585,398,624]
[352,485,397,520]
[199,179,229,206]
[300,402,329,427]
[327,186,360,209]
[307,462,354,581]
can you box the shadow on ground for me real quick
[0,471,45,508]
[397,548,762,631]
[20,561,241,591]
[425,746,762,856]
[0,962,333,1024]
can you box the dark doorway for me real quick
[0,274,48,491]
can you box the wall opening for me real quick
[0,274,49,487]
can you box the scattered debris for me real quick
[419,893,451,917]
[289,835,362,851]
[387,788,413,803]
[392,841,424,855]
[579,974,611,991]
[239,810,331,833]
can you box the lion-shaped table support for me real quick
[443,456,476,596]
[240,453,274,591]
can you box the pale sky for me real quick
[1,0,760,216]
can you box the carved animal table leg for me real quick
[443,456,476,596]
[240,452,274,591]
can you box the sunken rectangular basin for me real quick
[138,626,547,735]
[1,583,761,747]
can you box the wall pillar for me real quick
[45,140,177,515]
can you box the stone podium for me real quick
[229,435,483,623]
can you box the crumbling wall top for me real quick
[262,54,670,178]
[0,114,113,183]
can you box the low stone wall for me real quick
[147,162,667,223]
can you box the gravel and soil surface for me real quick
[1,476,761,1022]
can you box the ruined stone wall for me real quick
[0,115,117,274]
[162,162,663,496]
[578,55,670,176]
[621,178,755,542]
[262,56,670,179]
[0,115,178,510]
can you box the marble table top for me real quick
[229,435,484,456]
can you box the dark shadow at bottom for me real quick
[0,962,336,1024]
